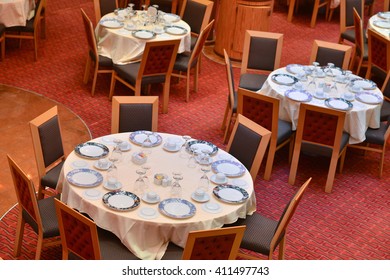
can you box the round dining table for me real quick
[96,11,192,65]
[259,66,383,144]
[0,0,35,27]
[368,11,390,39]
[58,132,255,260]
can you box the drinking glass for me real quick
[108,146,122,167]
[179,135,191,159]
[171,172,183,197]
[198,156,211,192]
[134,169,147,195]
[187,147,199,168]
[141,164,151,186]
[141,131,153,155]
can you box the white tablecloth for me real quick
[259,67,382,144]
[58,132,255,260]
[368,13,390,39]
[96,12,191,65]
[0,0,35,27]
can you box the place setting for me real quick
[102,190,141,212]
[324,98,353,111]
[212,185,249,204]
[271,73,298,86]
[74,142,110,159]
[211,159,246,178]
[132,30,157,39]
[129,130,162,147]
[66,168,103,188]
[99,17,125,28]
[185,139,218,156]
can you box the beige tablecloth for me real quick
[59,132,255,260]
[96,12,192,65]
[0,0,35,27]
[368,13,390,39]
[259,67,382,144]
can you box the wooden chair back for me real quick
[310,39,352,69]
[94,0,119,24]
[182,226,246,260]
[180,0,213,37]
[340,0,364,34]
[54,199,101,260]
[81,8,98,62]
[145,0,179,13]
[188,20,214,69]
[241,30,283,75]
[351,7,365,73]
[111,96,159,133]
[366,28,390,81]
[288,103,348,193]
[227,114,271,181]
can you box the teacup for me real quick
[154,26,163,33]
[351,85,362,93]
[344,91,353,100]
[194,188,205,199]
[107,177,118,187]
[166,140,176,149]
[294,82,303,90]
[146,191,158,201]
[215,172,226,183]
[98,159,109,169]
[119,141,128,150]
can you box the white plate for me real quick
[186,140,218,155]
[100,18,124,28]
[129,131,162,146]
[213,185,249,204]
[355,92,383,105]
[103,181,123,191]
[82,189,102,200]
[285,89,312,102]
[325,98,353,111]
[165,26,187,35]
[231,179,248,189]
[163,13,180,22]
[212,160,246,177]
[132,30,156,39]
[191,192,210,203]
[66,168,103,188]
[286,64,305,75]
[138,207,159,219]
[201,202,222,214]
[351,79,377,90]
[158,198,196,219]
[378,12,390,20]
[71,160,88,169]
[373,20,390,29]
[141,193,161,204]
[102,191,140,211]
[210,174,228,185]
[271,74,298,85]
[74,142,109,159]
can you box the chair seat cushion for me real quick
[365,121,389,145]
[239,73,268,92]
[301,131,350,157]
[41,161,64,189]
[98,55,113,67]
[380,100,390,122]
[114,63,166,86]
[277,120,293,145]
[173,53,197,72]
[340,29,356,43]
[6,17,34,33]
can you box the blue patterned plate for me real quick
[163,13,181,22]
[285,89,312,102]
[355,92,383,105]
[66,168,103,188]
[325,98,353,111]
[373,20,390,29]
[213,185,249,204]
[212,160,246,177]
[164,25,187,35]
[99,18,124,28]
[102,191,140,212]
[186,140,218,156]
[286,64,304,75]
[271,74,298,86]
[75,142,109,159]
[350,78,377,90]
[132,30,156,39]
[129,131,162,146]
[158,198,196,219]
[378,12,390,20]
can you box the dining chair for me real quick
[179,0,213,49]
[288,103,349,193]
[8,155,61,260]
[54,199,140,260]
[145,0,180,13]
[385,0,390,11]
[111,96,159,134]
[81,8,114,97]
[162,226,246,260]
[29,106,66,200]
[5,0,46,61]
[347,117,390,178]
[309,39,352,70]
[338,0,364,45]
[364,0,375,16]
[171,20,214,102]
[239,30,283,92]
[226,114,272,182]
[287,0,329,28]
[221,49,238,144]
[349,8,368,75]
[37,0,47,39]
[93,0,119,24]
[109,39,180,114]
[365,28,390,122]
[227,177,311,260]
[237,87,294,181]
[0,24,5,61]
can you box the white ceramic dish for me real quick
[191,192,210,203]
[82,189,103,200]
[201,202,222,214]
[210,174,228,185]
[137,207,159,219]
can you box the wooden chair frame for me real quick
[54,198,101,260]
[5,0,46,61]
[288,104,347,193]
[227,114,272,182]
[241,30,283,75]
[338,0,364,44]
[145,0,180,13]
[350,7,367,75]
[93,0,119,24]
[111,96,159,133]
[221,49,237,144]
[238,177,312,260]
[109,39,180,113]
[0,24,5,60]
[365,29,390,83]
[385,0,390,11]
[8,155,61,260]
[81,8,114,96]
[182,226,246,260]
[179,0,213,39]
[309,39,352,70]
[287,0,329,28]
[29,106,65,199]
[237,87,294,181]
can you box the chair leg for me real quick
[264,141,277,181]
[108,72,117,100]
[83,56,92,84]
[34,33,38,61]
[278,236,286,260]
[379,149,385,178]
[194,61,199,92]
[221,103,229,130]
[91,64,99,96]
[223,111,233,144]
[325,151,339,193]
[35,233,44,260]
[288,143,302,185]
[310,0,320,28]
[0,37,4,61]
[162,81,170,114]
[14,216,25,257]
[186,71,191,102]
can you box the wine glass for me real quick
[134,169,147,195]
[108,146,122,167]
[141,164,151,186]
[324,62,335,76]
[179,135,191,159]
[141,131,153,155]
[198,154,211,192]
[171,171,183,197]
[187,146,199,168]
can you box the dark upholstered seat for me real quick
[239,31,283,92]
[226,178,312,260]
[8,155,61,260]
[113,63,166,85]
[381,100,390,122]
[29,106,66,199]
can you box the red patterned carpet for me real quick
[0,1,389,260]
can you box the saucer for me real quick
[163,143,181,152]
[103,181,123,191]
[210,174,228,185]
[201,202,222,214]
[141,193,161,204]
[138,207,159,219]
[313,92,328,100]
[71,160,88,169]
[342,94,355,102]
[191,192,210,203]
[119,142,131,152]
[231,179,248,189]
[93,161,112,171]
[82,189,102,200]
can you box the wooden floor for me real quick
[0,84,91,216]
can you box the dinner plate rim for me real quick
[102,191,140,211]
[74,142,109,159]
[158,198,196,219]
[271,73,298,86]
[212,184,249,204]
[324,98,353,111]
[66,168,103,188]
[186,140,218,156]
[129,130,162,146]
[211,159,246,177]
[355,92,383,105]
[285,89,313,102]
[132,29,157,39]
[350,78,377,90]
[164,25,188,35]
[100,18,124,28]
